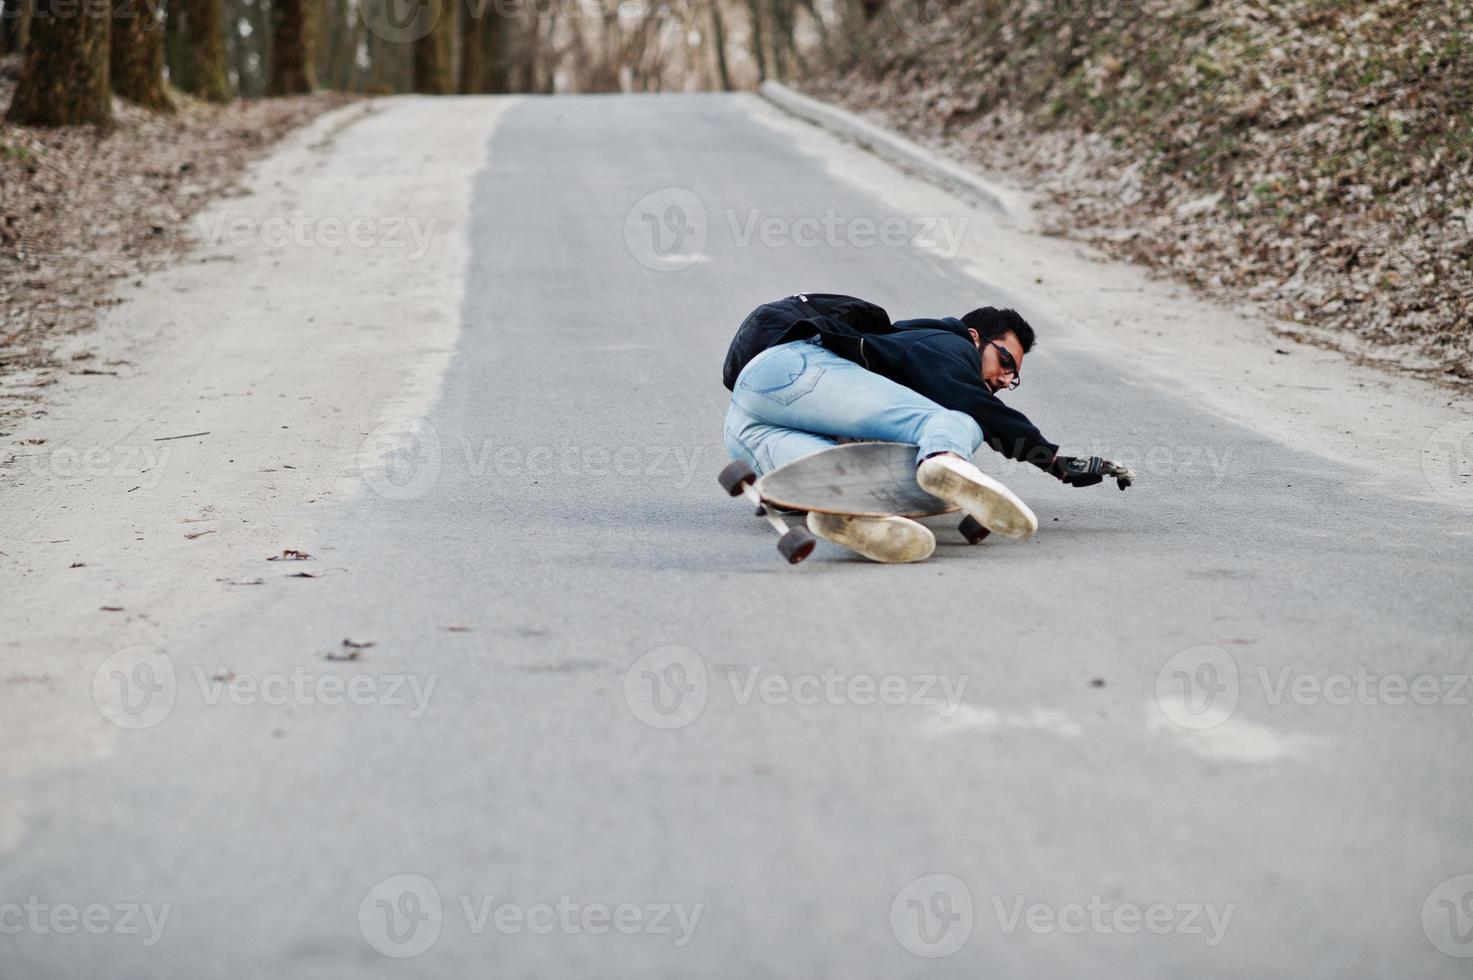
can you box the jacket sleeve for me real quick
[900,335,1060,472]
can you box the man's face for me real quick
[969,329,1024,393]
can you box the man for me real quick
[723,296,1130,562]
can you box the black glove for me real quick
[1051,455,1135,490]
[1053,455,1105,486]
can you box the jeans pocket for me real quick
[737,345,825,407]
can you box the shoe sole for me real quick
[918,462,1039,540]
[806,513,936,563]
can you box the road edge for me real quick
[757,80,1031,228]
[0,95,518,853]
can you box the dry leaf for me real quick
[267,549,312,561]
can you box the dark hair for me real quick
[960,307,1036,353]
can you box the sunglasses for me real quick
[989,341,1021,390]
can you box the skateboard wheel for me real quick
[718,460,757,497]
[777,526,816,564]
[958,515,991,544]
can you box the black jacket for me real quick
[813,315,1060,472]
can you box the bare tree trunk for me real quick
[579,8,619,91]
[338,14,363,88]
[460,0,511,93]
[225,0,249,94]
[627,5,664,91]
[530,4,556,92]
[369,0,416,93]
[317,0,354,89]
[795,0,826,44]
[770,0,792,79]
[437,0,457,88]
[163,0,182,81]
[7,0,111,125]
[268,0,316,93]
[311,0,328,80]
[412,0,451,93]
[744,0,766,82]
[458,0,482,91]
[708,0,730,91]
[512,15,535,91]
[365,24,387,91]
[110,0,172,109]
[249,0,273,94]
[176,0,231,100]
[1,0,34,55]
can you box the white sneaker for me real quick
[805,512,936,563]
[916,454,1038,540]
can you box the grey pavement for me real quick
[3,93,1472,979]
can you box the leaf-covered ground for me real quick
[810,0,1472,383]
[0,65,356,425]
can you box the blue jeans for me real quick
[724,339,983,474]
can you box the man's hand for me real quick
[1051,455,1135,490]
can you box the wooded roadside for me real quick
[0,68,354,424]
[809,0,1473,385]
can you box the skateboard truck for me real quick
[719,460,816,564]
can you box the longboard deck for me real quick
[755,442,955,518]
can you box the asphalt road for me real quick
[4,94,1473,979]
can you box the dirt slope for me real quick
[808,0,1472,383]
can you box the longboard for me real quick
[718,442,989,564]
